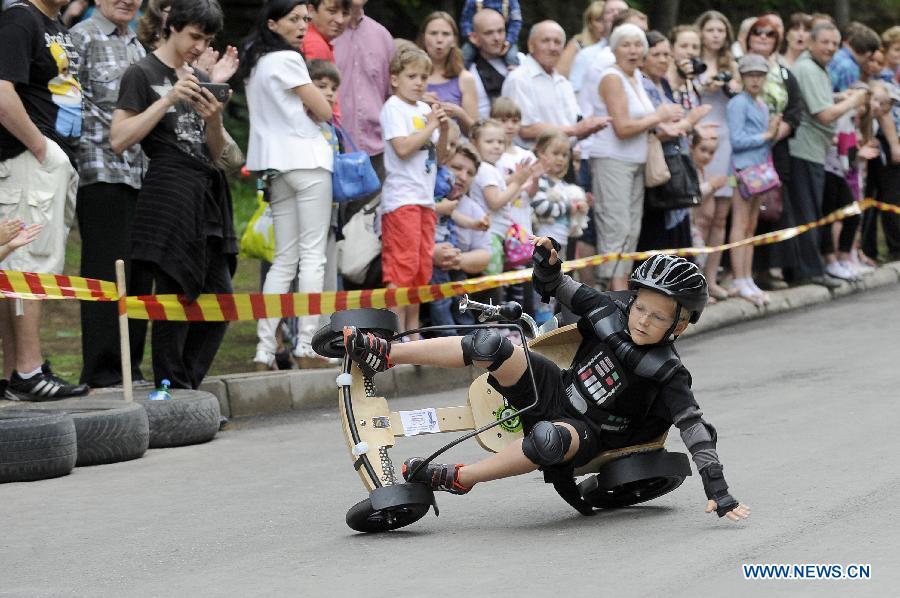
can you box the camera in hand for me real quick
[712,71,733,84]
[712,71,738,98]
[677,57,708,80]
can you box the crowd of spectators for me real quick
[0,0,898,399]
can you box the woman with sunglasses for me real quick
[240,0,335,370]
[743,15,804,291]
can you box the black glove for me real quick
[700,463,740,517]
[532,237,563,303]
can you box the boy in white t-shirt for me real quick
[379,47,450,335]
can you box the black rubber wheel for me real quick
[135,390,221,448]
[346,498,430,533]
[579,451,691,509]
[15,398,150,466]
[346,483,435,533]
[312,308,400,358]
[0,410,77,482]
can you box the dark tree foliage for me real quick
[218,0,897,51]
[217,0,896,147]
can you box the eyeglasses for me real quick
[631,303,675,329]
[752,29,777,39]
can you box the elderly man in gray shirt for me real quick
[70,0,148,387]
[786,21,867,287]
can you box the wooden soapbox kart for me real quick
[312,297,692,533]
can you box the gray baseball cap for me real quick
[738,53,769,75]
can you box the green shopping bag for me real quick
[239,185,275,262]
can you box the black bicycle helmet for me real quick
[629,255,708,324]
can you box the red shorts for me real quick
[381,204,436,288]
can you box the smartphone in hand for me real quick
[198,82,230,102]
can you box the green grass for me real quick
[40,180,266,383]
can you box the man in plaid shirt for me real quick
[70,0,148,387]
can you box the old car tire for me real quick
[0,410,77,482]
[136,390,220,448]
[313,308,400,358]
[16,398,150,466]
[579,451,691,509]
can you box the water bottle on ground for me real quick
[148,379,171,401]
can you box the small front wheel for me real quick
[345,483,436,533]
[346,498,430,533]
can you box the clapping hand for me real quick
[2,222,43,250]
[209,46,240,84]
[0,218,24,246]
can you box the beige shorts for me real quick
[0,138,78,274]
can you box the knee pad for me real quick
[461,328,514,372]
[522,421,572,466]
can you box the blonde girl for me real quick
[530,130,589,256]
[468,118,538,274]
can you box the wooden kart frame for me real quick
[338,322,688,503]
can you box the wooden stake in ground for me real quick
[116,259,133,402]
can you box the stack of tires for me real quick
[0,390,221,483]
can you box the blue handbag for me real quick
[433,164,454,199]
[332,125,381,203]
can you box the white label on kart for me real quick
[399,408,441,436]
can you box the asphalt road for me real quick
[2,286,898,598]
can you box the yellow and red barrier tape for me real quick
[1,199,898,321]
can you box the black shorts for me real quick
[487,352,599,468]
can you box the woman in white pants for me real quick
[241,0,334,368]
[585,24,683,290]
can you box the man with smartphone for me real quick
[109,0,237,390]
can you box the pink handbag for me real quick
[503,223,534,269]
[735,156,781,200]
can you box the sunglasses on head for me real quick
[752,29,777,39]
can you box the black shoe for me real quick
[342,326,391,378]
[402,457,471,495]
[806,275,842,289]
[757,270,789,291]
[6,362,90,401]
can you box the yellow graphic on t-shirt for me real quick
[412,115,426,130]
[47,42,81,102]
[46,39,82,137]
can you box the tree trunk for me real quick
[648,0,680,36]
[834,0,850,29]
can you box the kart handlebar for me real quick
[458,295,539,339]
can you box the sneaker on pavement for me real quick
[342,326,391,378]
[825,261,859,282]
[402,457,471,495]
[6,362,89,401]
[840,259,872,276]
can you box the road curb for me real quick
[2,264,896,418]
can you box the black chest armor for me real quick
[565,292,683,431]
[585,291,683,383]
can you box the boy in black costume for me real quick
[342,237,750,521]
